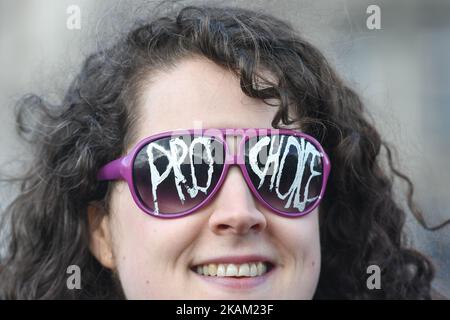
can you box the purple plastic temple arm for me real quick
[97,156,126,181]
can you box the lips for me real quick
[194,261,270,277]
[190,255,275,278]
[190,255,276,290]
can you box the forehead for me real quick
[133,57,279,143]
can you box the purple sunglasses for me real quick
[97,128,331,218]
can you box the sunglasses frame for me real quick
[97,128,331,218]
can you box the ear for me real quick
[87,204,116,269]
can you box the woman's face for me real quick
[92,57,321,299]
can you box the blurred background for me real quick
[0,0,449,298]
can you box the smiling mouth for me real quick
[191,261,274,278]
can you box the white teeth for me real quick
[238,263,250,277]
[203,265,209,276]
[226,264,238,276]
[196,265,203,275]
[217,264,226,276]
[193,262,270,277]
[257,262,266,276]
[250,263,258,276]
[208,264,217,276]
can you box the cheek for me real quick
[107,183,201,299]
[272,209,321,298]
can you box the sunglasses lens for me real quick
[244,134,324,214]
[132,135,225,215]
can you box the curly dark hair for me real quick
[0,4,447,299]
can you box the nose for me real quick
[208,166,267,236]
